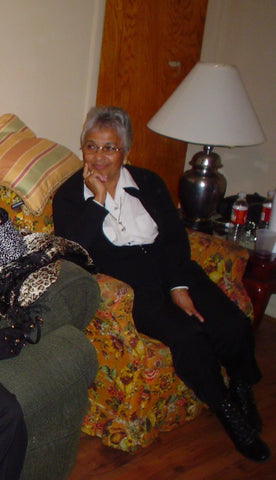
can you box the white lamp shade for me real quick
[147,62,265,147]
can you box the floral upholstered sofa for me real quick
[0,114,253,453]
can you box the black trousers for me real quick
[0,384,27,480]
[132,263,261,412]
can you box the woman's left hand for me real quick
[170,288,204,323]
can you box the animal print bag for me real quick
[0,207,95,359]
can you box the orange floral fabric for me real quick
[82,274,205,451]
[0,186,54,234]
[188,230,253,319]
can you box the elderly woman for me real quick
[53,106,270,463]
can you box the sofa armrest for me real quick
[85,273,146,360]
[188,229,253,318]
[31,260,101,336]
[83,273,153,438]
[0,324,98,480]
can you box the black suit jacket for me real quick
[53,165,200,291]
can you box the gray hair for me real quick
[80,106,133,153]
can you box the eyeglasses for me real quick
[82,142,122,155]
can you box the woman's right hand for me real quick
[83,163,107,205]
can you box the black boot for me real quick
[230,381,263,433]
[216,396,270,463]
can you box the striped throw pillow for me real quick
[0,114,82,215]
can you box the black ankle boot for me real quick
[216,397,270,463]
[230,381,263,433]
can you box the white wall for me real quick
[3,0,273,197]
[188,0,276,317]
[186,0,276,198]
[0,0,106,156]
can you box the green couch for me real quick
[0,260,100,480]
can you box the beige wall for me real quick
[186,0,276,198]
[0,0,106,156]
[188,0,276,316]
[2,0,273,201]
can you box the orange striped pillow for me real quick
[0,114,82,215]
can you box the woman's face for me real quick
[82,126,127,183]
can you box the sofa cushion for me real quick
[0,185,54,233]
[188,229,253,318]
[0,113,81,215]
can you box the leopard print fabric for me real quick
[0,232,95,311]
[0,208,27,265]
[18,261,61,306]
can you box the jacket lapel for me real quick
[123,186,160,226]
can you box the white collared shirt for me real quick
[84,167,158,246]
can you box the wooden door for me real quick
[96,0,208,204]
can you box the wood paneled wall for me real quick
[97,0,208,204]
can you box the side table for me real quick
[243,253,276,329]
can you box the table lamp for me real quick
[147,62,265,232]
